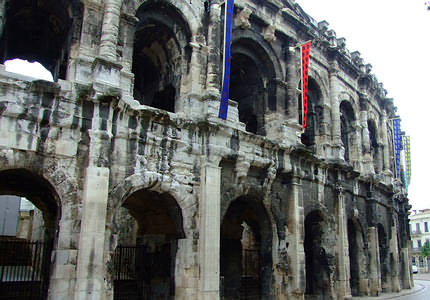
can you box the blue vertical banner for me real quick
[218,0,235,120]
[392,118,402,178]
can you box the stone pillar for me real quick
[389,223,401,292]
[285,46,300,124]
[287,175,305,300]
[368,227,381,296]
[206,2,222,95]
[360,108,374,174]
[329,63,343,159]
[350,120,363,171]
[99,0,121,61]
[380,112,391,174]
[74,149,110,299]
[400,245,413,289]
[198,158,221,300]
[335,183,352,300]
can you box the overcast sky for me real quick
[4,0,429,210]
[296,0,430,210]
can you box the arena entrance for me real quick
[0,169,59,300]
[220,196,272,300]
[113,190,184,300]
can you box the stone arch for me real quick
[348,217,369,296]
[0,162,77,299]
[108,172,196,241]
[125,0,200,36]
[304,209,336,299]
[230,31,282,135]
[107,172,196,299]
[0,0,83,81]
[367,118,380,172]
[220,193,273,299]
[377,223,389,292]
[301,77,324,146]
[340,100,356,162]
[132,1,192,111]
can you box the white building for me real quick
[410,209,430,272]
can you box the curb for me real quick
[352,282,425,300]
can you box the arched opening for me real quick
[377,224,389,292]
[0,0,83,81]
[304,210,334,299]
[340,101,355,162]
[348,219,368,296]
[113,190,184,300]
[367,120,379,172]
[301,79,323,146]
[0,169,60,299]
[220,196,272,299]
[132,3,191,112]
[230,39,277,135]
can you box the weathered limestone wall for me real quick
[0,0,411,300]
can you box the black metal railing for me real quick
[0,239,52,300]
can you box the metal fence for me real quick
[0,239,52,300]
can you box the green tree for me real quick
[420,241,430,273]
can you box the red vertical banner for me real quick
[301,41,311,130]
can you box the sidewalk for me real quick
[413,272,430,281]
[352,273,430,300]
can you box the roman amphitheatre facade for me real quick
[0,0,412,299]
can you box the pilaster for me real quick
[287,175,305,300]
[335,183,352,300]
[329,62,343,159]
[198,158,221,300]
[368,227,381,296]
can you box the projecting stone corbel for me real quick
[264,24,276,43]
[234,7,252,29]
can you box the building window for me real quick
[425,222,429,232]
[419,256,424,267]
[418,240,422,248]
[412,256,416,264]
[426,239,430,246]
[416,223,421,233]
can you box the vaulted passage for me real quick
[301,78,323,146]
[0,169,60,299]
[230,39,277,135]
[304,210,334,299]
[113,190,184,300]
[132,3,191,111]
[378,224,389,292]
[0,0,83,81]
[348,219,368,296]
[340,101,355,162]
[220,196,272,300]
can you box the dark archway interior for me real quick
[220,196,272,300]
[230,39,276,136]
[114,190,184,299]
[0,169,60,239]
[0,169,59,299]
[367,119,379,171]
[132,3,191,112]
[377,224,389,292]
[301,79,323,146]
[0,0,83,81]
[340,101,355,162]
[304,210,333,298]
[348,219,363,296]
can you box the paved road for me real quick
[393,280,430,300]
[352,276,430,300]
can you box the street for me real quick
[394,280,430,300]
[352,276,430,300]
